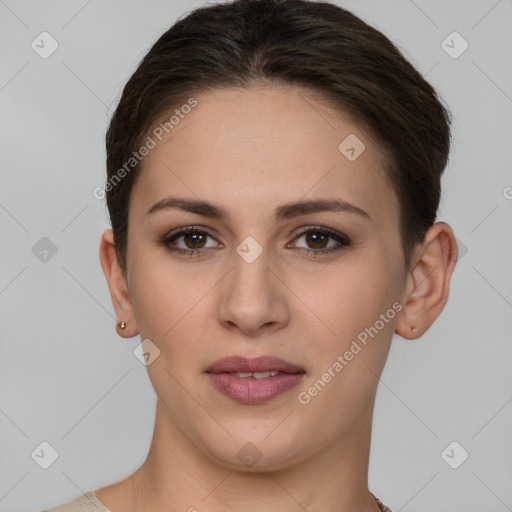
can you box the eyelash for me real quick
[160,225,351,258]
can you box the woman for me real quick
[45,0,457,510]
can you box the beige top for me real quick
[42,492,109,512]
[43,490,392,511]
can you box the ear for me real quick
[395,222,458,340]
[99,229,138,338]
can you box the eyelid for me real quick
[292,225,350,242]
[163,225,223,248]
[161,224,351,255]
[165,225,218,238]
[288,226,351,255]
[163,225,347,243]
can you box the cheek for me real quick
[297,261,400,419]
[128,266,208,402]
[298,293,397,438]
[127,252,178,343]
[305,258,400,348]
[128,253,216,362]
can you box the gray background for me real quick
[1,0,511,511]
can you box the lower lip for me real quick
[206,372,306,404]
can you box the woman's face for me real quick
[124,86,407,470]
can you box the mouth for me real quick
[226,370,285,379]
[205,355,306,405]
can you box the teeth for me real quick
[231,371,280,379]
[253,371,278,379]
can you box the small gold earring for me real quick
[411,327,417,333]
[119,320,126,329]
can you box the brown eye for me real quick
[161,227,220,256]
[304,231,330,249]
[292,227,351,256]
[181,231,207,249]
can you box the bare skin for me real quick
[97,85,458,511]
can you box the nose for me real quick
[217,243,290,337]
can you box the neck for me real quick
[130,398,381,512]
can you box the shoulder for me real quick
[373,493,393,512]
[42,491,111,512]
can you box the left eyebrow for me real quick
[146,196,371,222]
[275,198,371,222]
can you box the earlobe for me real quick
[395,222,458,340]
[99,229,139,338]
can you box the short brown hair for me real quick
[105,0,451,273]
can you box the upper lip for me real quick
[205,355,305,374]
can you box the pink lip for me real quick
[205,355,306,405]
[205,355,305,374]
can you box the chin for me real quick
[197,426,308,473]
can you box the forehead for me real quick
[131,86,397,226]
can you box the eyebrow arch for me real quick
[146,196,371,222]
